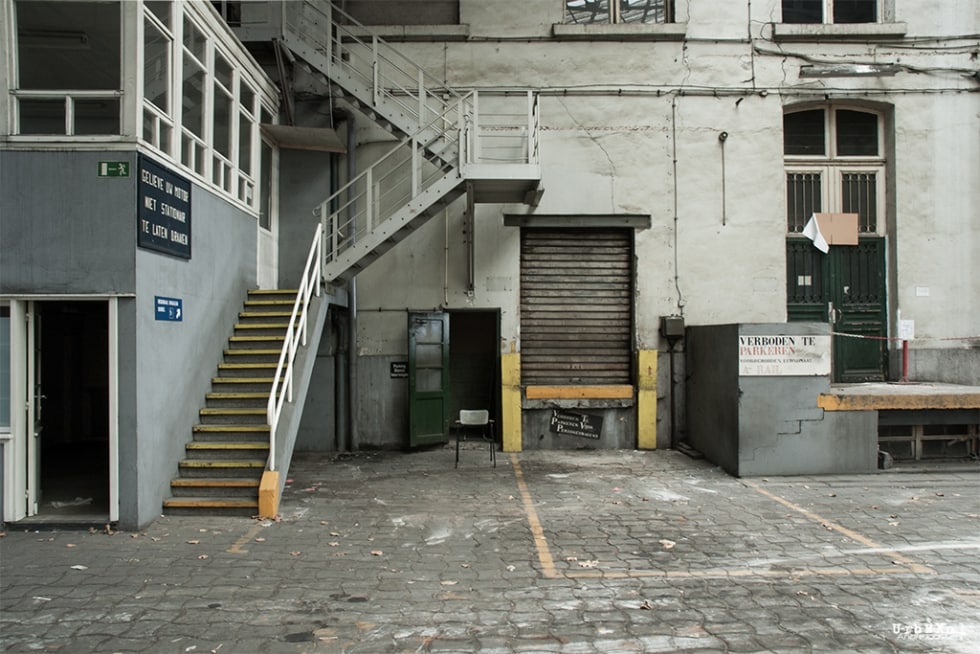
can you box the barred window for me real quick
[784,107,884,235]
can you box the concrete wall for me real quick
[0,150,259,528]
[0,151,136,294]
[326,0,980,451]
[131,176,258,528]
[687,323,878,476]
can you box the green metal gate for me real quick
[787,237,887,382]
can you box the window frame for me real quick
[781,0,878,25]
[784,106,886,236]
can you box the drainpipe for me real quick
[336,109,358,452]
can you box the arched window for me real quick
[784,106,884,234]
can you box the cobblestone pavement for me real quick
[2,448,979,653]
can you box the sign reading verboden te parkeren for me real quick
[137,155,191,259]
[738,334,831,376]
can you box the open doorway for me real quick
[33,301,110,519]
[448,310,500,432]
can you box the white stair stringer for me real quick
[322,170,466,284]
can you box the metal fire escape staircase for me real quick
[274,0,542,283]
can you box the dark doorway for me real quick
[448,310,500,431]
[35,301,109,518]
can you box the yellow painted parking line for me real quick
[510,454,935,580]
[742,479,935,575]
[509,454,558,578]
[228,521,266,554]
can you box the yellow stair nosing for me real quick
[206,392,273,399]
[218,363,278,369]
[193,424,270,432]
[200,407,266,415]
[179,460,266,468]
[171,479,261,488]
[234,323,290,330]
[164,499,258,508]
[187,442,269,450]
[224,349,283,355]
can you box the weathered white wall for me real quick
[348,0,979,382]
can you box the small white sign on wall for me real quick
[738,334,832,376]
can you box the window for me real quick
[782,0,876,24]
[143,4,173,151]
[566,0,675,24]
[784,107,883,234]
[14,0,121,135]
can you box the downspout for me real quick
[336,108,358,451]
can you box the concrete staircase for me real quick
[163,289,297,516]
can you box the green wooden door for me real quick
[787,238,887,382]
[408,312,450,448]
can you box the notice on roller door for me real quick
[137,155,191,259]
[738,335,831,376]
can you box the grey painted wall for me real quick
[0,151,136,294]
[0,150,259,528]
[355,355,409,450]
[276,143,336,289]
[132,177,258,528]
[686,323,877,476]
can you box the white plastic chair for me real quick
[454,409,496,468]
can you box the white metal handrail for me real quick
[266,222,323,471]
[283,0,461,135]
[315,90,539,270]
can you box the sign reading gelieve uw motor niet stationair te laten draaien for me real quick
[738,334,831,376]
[137,155,191,259]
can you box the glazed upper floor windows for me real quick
[566,0,675,24]
[782,0,877,24]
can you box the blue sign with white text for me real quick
[138,155,192,259]
[155,296,183,322]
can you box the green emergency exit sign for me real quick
[98,161,130,177]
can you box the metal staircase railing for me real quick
[277,1,540,283]
[280,0,460,143]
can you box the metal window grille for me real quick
[841,172,877,232]
[786,172,822,232]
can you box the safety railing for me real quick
[282,0,460,135]
[266,222,323,471]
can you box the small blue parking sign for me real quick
[155,296,183,322]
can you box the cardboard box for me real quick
[814,213,859,245]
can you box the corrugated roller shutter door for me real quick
[520,229,633,386]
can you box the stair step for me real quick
[234,322,290,331]
[193,424,270,436]
[178,459,266,478]
[206,392,274,401]
[185,441,269,460]
[210,378,279,393]
[239,311,297,319]
[163,497,259,516]
[200,407,267,416]
[245,299,296,307]
[170,478,260,498]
